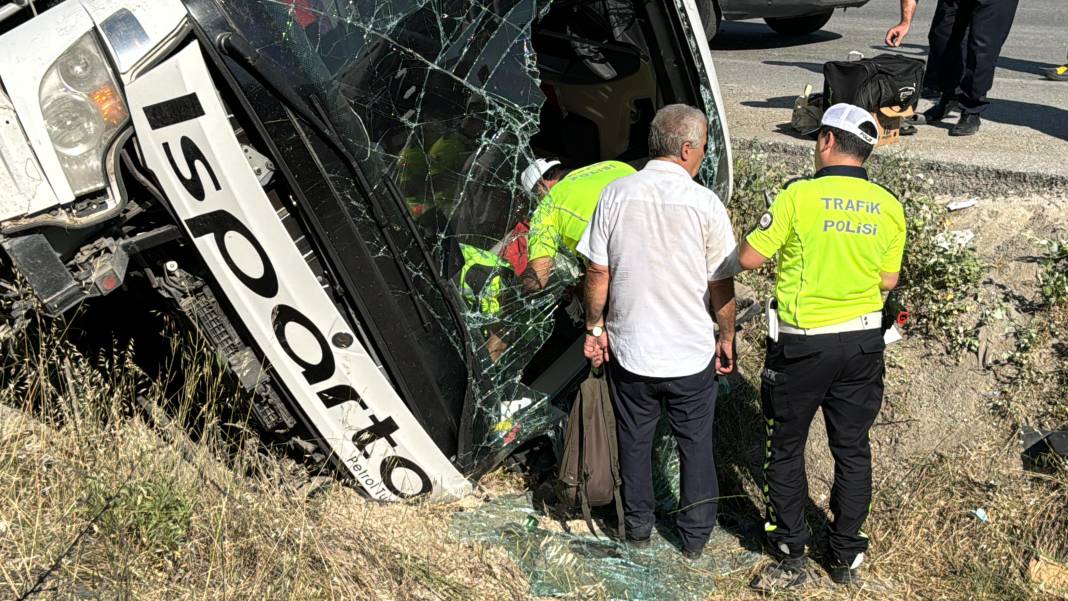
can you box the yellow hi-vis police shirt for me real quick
[527,161,636,260]
[746,165,907,329]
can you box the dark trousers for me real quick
[760,330,884,566]
[608,359,718,551]
[928,0,1019,114]
[923,0,965,92]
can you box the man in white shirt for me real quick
[578,104,738,558]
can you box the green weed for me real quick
[84,476,194,556]
[1037,238,1068,307]
[867,156,984,352]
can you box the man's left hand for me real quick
[584,332,611,368]
[715,338,734,375]
[885,21,910,47]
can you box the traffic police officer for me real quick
[738,104,907,591]
[520,159,636,291]
[886,0,1019,136]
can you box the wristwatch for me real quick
[586,325,604,337]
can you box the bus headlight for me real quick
[39,32,129,197]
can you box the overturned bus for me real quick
[0,0,731,501]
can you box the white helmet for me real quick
[520,158,561,193]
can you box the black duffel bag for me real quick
[822,54,926,112]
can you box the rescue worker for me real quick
[457,243,515,363]
[738,104,907,591]
[886,0,1019,136]
[458,243,509,313]
[520,158,636,292]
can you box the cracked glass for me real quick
[219,0,728,477]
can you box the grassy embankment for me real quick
[0,150,1065,600]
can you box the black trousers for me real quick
[608,359,718,551]
[760,329,884,566]
[928,0,1019,114]
[922,0,965,91]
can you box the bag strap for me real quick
[597,368,626,540]
[614,491,625,541]
[576,391,600,537]
[608,403,626,540]
[579,479,598,537]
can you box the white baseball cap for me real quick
[520,158,561,193]
[821,103,879,146]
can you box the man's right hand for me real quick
[885,21,910,47]
[584,332,610,368]
[715,338,734,376]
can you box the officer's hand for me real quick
[885,22,910,47]
[715,338,734,376]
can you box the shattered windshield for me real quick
[219,0,728,472]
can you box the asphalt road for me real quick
[710,0,1068,188]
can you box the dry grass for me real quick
[0,151,1066,600]
[705,334,1068,601]
[0,319,527,600]
[1,296,1064,601]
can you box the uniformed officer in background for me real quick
[737,104,907,591]
[886,0,1019,136]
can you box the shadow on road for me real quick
[711,21,842,51]
[762,59,825,75]
[773,123,818,140]
[995,55,1062,77]
[870,43,929,58]
[983,98,1068,139]
[741,95,796,109]
[738,96,819,141]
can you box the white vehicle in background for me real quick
[0,0,732,501]
[696,0,871,39]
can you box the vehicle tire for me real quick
[696,0,721,41]
[764,11,833,36]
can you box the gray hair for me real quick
[648,104,707,158]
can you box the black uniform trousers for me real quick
[927,0,1020,115]
[608,359,718,552]
[922,0,965,92]
[760,329,884,566]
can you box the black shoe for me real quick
[625,536,651,549]
[829,565,862,586]
[922,101,954,123]
[682,546,703,560]
[949,113,981,136]
[749,556,811,592]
